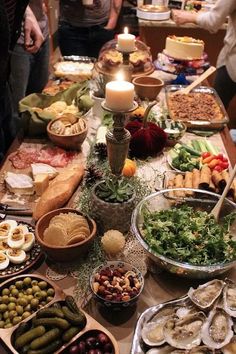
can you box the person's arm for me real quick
[24,5,44,53]
[104,0,122,30]
[172,0,236,33]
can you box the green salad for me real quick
[142,205,236,265]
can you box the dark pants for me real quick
[214,65,236,110]
[58,21,115,58]
[9,38,49,109]
[0,84,15,162]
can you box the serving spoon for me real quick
[174,66,216,95]
[210,163,236,221]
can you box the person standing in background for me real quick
[59,0,122,58]
[0,1,44,161]
[9,0,49,129]
[172,0,236,111]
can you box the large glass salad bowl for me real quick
[131,188,236,279]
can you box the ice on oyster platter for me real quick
[140,279,236,353]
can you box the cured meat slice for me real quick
[9,146,77,169]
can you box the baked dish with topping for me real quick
[54,61,94,81]
[168,92,224,122]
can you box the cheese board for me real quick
[0,274,119,354]
[0,139,86,216]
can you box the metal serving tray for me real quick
[131,296,189,354]
[165,85,229,130]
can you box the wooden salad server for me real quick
[174,66,216,95]
[210,163,236,221]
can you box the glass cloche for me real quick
[95,38,154,77]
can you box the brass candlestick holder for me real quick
[101,101,138,176]
[116,47,137,83]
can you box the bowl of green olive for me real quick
[0,274,57,330]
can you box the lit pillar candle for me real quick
[105,80,134,111]
[117,27,135,53]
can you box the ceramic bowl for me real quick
[132,189,236,279]
[132,76,164,100]
[47,117,88,150]
[90,260,144,310]
[35,208,97,262]
[158,119,187,146]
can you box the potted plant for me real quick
[91,176,136,233]
[91,74,106,118]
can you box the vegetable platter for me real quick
[0,274,119,354]
[167,138,229,172]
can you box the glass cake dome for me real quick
[95,38,154,77]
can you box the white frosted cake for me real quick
[165,35,204,60]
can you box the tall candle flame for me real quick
[124,27,129,34]
[116,72,124,81]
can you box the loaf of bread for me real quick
[33,166,84,220]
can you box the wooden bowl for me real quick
[47,117,88,150]
[35,208,97,262]
[132,76,164,100]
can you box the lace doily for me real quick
[46,231,147,307]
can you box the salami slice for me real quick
[9,146,77,169]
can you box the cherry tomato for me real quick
[201,152,211,159]
[221,161,229,170]
[215,153,224,160]
[213,165,223,172]
[222,156,228,162]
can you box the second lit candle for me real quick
[105,80,134,111]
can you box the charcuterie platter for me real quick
[0,139,85,216]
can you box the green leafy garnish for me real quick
[142,205,236,265]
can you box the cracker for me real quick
[43,225,67,246]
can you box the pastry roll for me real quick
[184,171,194,196]
[192,168,200,189]
[212,170,224,191]
[199,165,211,190]
[174,174,185,197]
[221,170,233,196]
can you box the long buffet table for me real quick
[1,88,236,354]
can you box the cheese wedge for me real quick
[34,174,49,196]
[5,172,34,195]
[31,163,58,180]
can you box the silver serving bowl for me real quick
[131,188,236,279]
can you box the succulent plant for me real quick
[95,177,134,203]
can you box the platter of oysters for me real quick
[49,113,87,136]
[131,279,236,354]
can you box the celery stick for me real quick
[204,140,219,155]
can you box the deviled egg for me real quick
[0,251,10,269]
[0,220,17,240]
[0,240,10,253]
[6,249,26,264]
[8,227,25,249]
[21,232,35,252]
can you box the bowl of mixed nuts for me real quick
[90,260,144,310]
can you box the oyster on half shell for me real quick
[188,280,225,310]
[142,318,167,347]
[201,308,233,350]
[223,280,236,318]
[146,346,177,354]
[164,312,206,350]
